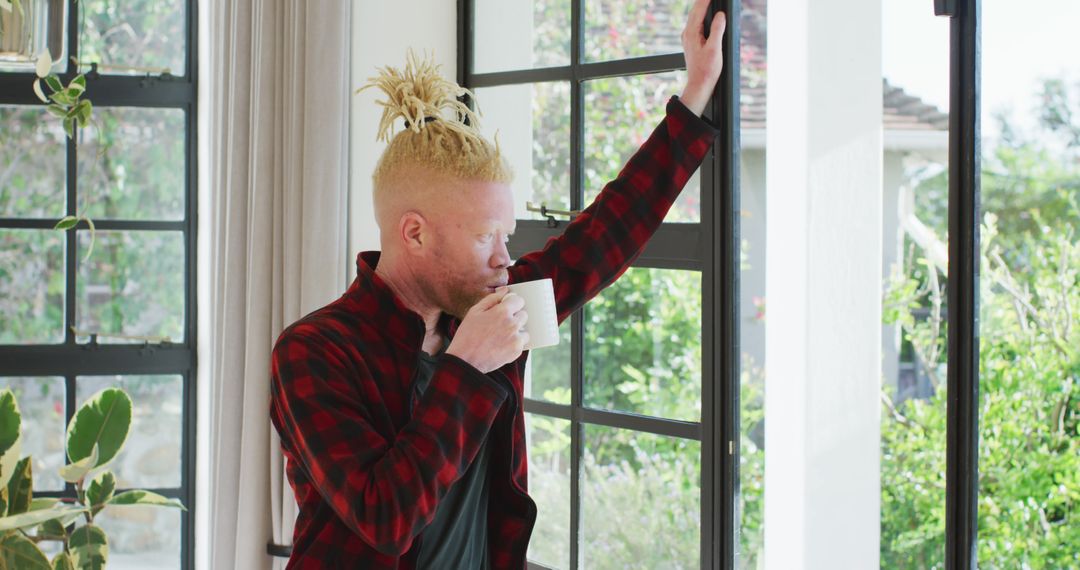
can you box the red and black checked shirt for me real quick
[270,96,717,569]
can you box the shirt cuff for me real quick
[669,95,722,134]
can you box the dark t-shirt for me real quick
[413,349,492,569]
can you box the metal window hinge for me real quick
[934,0,956,17]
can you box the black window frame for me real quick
[466,0,985,569]
[0,1,199,568]
[459,0,741,568]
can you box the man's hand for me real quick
[447,288,529,373]
[679,0,727,116]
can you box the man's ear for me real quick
[399,211,427,253]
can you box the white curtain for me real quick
[207,1,351,568]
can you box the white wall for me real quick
[348,0,459,276]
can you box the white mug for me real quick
[506,278,559,350]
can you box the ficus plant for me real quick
[0,387,186,569]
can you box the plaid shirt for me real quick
[270,96,717,569]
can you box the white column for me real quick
[764,0,883,567]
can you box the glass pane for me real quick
[583,268,701,421]
[78,108,186,221]
[880,0,950,565]
[95,505,182,569]
[0,0,67,73]
[737,1,767,565]
[474,81,572,218]
[76,231,185,343]
[79,0,186,76]
[77,375,182,489]
[0,229,64,344]
[525,319,572,402]
[0,106,67,218]
[582,425,699,568]
[525,413,570,569]
[584,71,700,223]
[0,377,66,491]
[474,0,570,72]
[977,1,1080,566]
[585,0,691,62]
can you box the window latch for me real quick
[526,201,581,229]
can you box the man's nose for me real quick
[491,239,511,268]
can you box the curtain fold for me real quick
[208,1,351,568]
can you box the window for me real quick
[461,0,741,567]
[0,1,197,568]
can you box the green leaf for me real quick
[66,388,131,470]
[53,216,79,231]
[85,471,114,516]
[5,457,31,515]
[45,104,67,119]
[51,552,75,570]
[62,116,75,140]
[33,78,50,104]
[28,498,58,511]
[75,100,92,128]
[0,488,6,517]
[0,531,50,569]
[0,390,19,458]
[44,75,63,94]
[49,91,74,106]
[108,490,186,510]
[0,505,87,532]
[67,75,86,94]
[58,444,97,484]
[37,517,67,540]
[0,408,20,493]
[69,524,107,570]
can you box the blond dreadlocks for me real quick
[358,50,512,208]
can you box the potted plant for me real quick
[0,386,185,569]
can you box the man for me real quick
[270,1,726,567]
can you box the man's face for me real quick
[420,180,516,318]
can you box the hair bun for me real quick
[357,49,483,145]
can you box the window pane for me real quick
[977,1,1080,566]
[879,1,950,566]
[78,108,186,221]
[0,377,66,491]
[584,0,690,62]
[474,81,572,217]
[76,375,182,489]
[79,0,186,76]
[76,230,185,343]
[0,106,67,218]
[525,413,570,569]
[95,505,181,569]
[0,229,64,344]
[738,7,768,564]
[526,319,572,402]
[584,71,700,223]
[584,268,701,421]
[582,425,699,568]
[474,0,570,73]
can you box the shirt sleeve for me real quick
[508,96,719,322]
[269,325,509,556]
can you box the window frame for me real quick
[459,0,741,568]
[0,1,199,568]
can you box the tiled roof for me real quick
[738,0,946,131]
